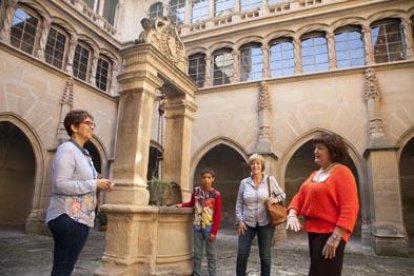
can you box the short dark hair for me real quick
[313,132,349,162]
[201,168,215,177]
[64,109,94,137]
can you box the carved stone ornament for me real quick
[61,77,74,107]
[364,68,380,101]
[136,17,185,70]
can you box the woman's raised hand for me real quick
[97,179,113,191]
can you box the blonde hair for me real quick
[249,153,265,172]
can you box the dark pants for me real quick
[48,214,90,276]
[308,232,346,276]
[236,224,274,276]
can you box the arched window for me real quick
[241,0,261,11]
[270,38,294,77]
[45,25,68,70]
[149,2,163,19]
[10,6,39,55]
[301,32,329,73]
[96,55,111,92]
[213,48,233,85]
[192,0,209,23]
[371,19,405,63]
[240,43,263,82]
[169,0,185,25]
[188,53,206,87]
[73,42,91,81]
[215,0,233,17]
[335,26,364,68]
[83,0,118,26]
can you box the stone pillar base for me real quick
[373,235,408,256]
[361,222,372,247]
[95,205,193,276]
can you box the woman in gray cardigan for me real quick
[46,109,112,275]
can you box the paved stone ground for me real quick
[1,228,413,276]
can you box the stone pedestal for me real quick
[365,147,408,256]
[95,206,193,276]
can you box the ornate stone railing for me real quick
[61,0,117,37]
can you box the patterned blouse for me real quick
[45,140,98,227]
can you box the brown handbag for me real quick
[265,177,287,226]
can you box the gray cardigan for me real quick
[46,140,97,227]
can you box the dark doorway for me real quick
[193,144,248,229]
[0,122,36,231]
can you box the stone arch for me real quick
[207,41,234,56]
[396,127,414,247]
[235,35,263,49]
[185,47,207,57]
[50,17,77,39]
[87,134,109,176]
[148,140,164,180]
[77,34,100,53]
[0,113,46,232]
[279,129,368,240]
[297,23,330,38]
[331,16,366,31]
[367,9,407,25]
[191,138,249,229]
[264,29,295,45]
[18,0,51,20]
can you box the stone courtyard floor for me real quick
[0,228,413,276]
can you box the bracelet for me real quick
[287,215,297,218]
[330,233,341,241]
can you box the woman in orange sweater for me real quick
[286,132,359,276]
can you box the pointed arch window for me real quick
[371,19,405,63]
[240,43,263,82]
[96,55,111,92]
[335,26,364,68]
[213,48,233,85]
[270,38,294,77]
[11,6,39,55]
[301,32,329,73]
[149,2,163,19]
[189,53,206,87]
[45,25,68,70]
[73,43,91,81]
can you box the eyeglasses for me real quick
[81,121,96,128]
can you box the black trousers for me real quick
[48,214,90,276]
[308,232,346,276]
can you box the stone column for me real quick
[363,68,408,256]
[36,18,52,61]
[262,44,270,79]
[0,0,18,44]
[256,81,272,153]
[65,37,78,74]
[208,0,214,18]
[184,0,192,24]
[362,25,374,65]
[109,61,119,95]
[232,49,240,83]
[401,17,414,59]
[162,96,197,201]
[234,0,240,13]
[89,51,99,86]
[205,55,212,86]
[293,37,302,73]
[327,31,337,69]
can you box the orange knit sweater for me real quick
[287,164,359,241]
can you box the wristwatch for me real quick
[331,233,341,241]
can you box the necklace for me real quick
[312,163,336,182]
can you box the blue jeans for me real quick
[48,214,89,276]
[193,230,217,276]
[236,224,274,276]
